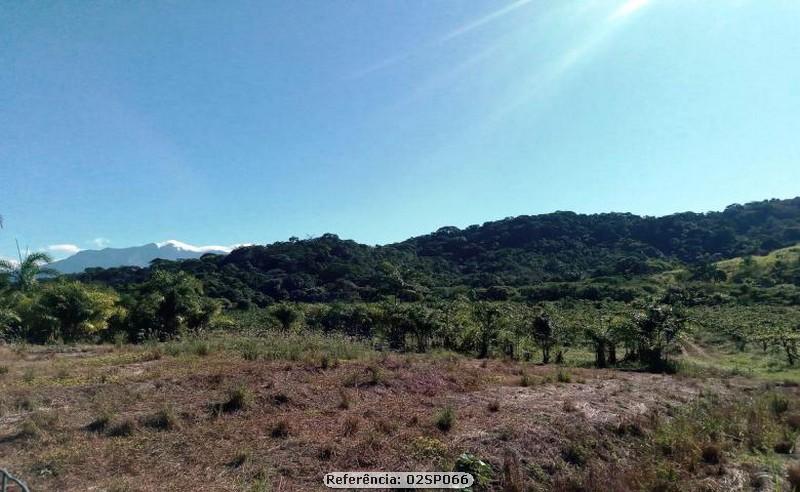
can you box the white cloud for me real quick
[610,0,650,20]
[157,240,251,254]
[47,244,82,255]
[91,237,111,248]
[0,256,19,267]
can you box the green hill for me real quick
[76,197,800,306]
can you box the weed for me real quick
[221,386,253,413]
[23,367,35,383]
[272,392,290,405]
[270,420,290,438]
[86,412,114,433]
[338,389,350,410]
[367,365,384,385]
[562,443,588,467]
[788,462,800,491]
[143,405,180,431]
[107,418,136,437]
[488,399,500,413]
[318,444,334,461]
[113,332,128,348]
[375,418,397,435]
[240,342,262,361]
[700,443,722,464]
[771,393,790,415]
[520,372,532,387]
[498,426,515,441]
[435,406,455,432]
[556,369,572,383]
[342,415,360,436]
[0,365,9,376]
[227,451,249,468]
[502,450,524,492]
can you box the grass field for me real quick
[2,333,800,491]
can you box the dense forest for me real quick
[74,197,800,307]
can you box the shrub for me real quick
[519,373,532,387]
[556,369,572,383]
[435,407,455,432]
[0,365,8,376]
[487,400,500,413]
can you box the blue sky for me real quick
[2,0,799,260]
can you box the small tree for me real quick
[127,270,218,341]
[473,302,505,359]
[529,311,556,364]
[27,281,122,343]
[631,303,688,371]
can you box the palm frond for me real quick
[0,259,16,272]
[23,251,54,265]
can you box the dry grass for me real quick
[0,340,788,491]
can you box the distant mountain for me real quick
[50,240,234,274]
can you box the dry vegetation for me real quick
[1,337,800,491]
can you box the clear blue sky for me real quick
[2,0,799,260]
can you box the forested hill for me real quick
[76,197,800,306]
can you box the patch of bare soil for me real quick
[0,347,754,491]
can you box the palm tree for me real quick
[0,251,59,291]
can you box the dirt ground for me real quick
[0,343,762,491]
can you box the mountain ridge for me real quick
[50,241,234,274]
